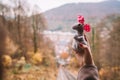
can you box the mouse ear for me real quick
[84,24,91,32]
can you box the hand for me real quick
[75,34,90,55]
[73,34,94,65]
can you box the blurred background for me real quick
[0,0,120,80]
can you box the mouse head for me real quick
[72,24,84,35]
[72,15,91,34]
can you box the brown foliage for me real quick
[0,21,7,80]
[60,52,69,59]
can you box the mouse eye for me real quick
[78,24,81,26]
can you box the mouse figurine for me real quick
[72,15,90,53]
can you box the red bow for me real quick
[77,15,85,24]
[77,15,91,32]
[84,24,90,32]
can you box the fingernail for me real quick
[79,43,83,47]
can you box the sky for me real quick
[27,0,105,12]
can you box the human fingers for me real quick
[84,34,88,42]
[79,43,91,55]
[79,43,88,49]
[84,34,90,46]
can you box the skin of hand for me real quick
[73,34,94,66]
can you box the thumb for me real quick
[84,34,88,42]
[84,34,90,46]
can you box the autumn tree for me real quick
[0,21,8,80]
[105,16,120,80]
[31,6,47,53]
[95,15,120,80]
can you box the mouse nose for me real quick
[72,25,78,30]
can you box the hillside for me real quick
[44,0,120,31]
